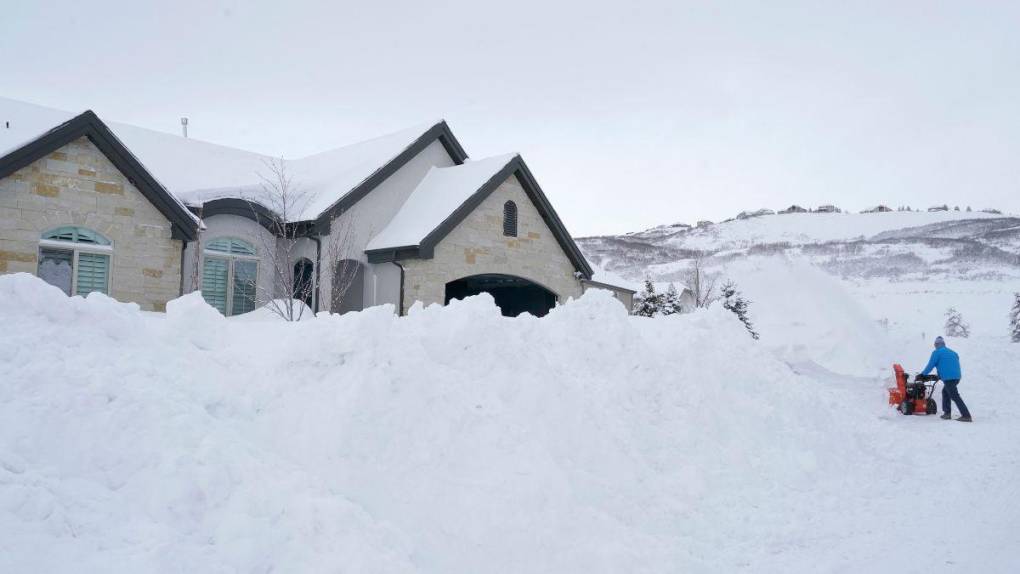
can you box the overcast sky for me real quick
[4,0,1019,235]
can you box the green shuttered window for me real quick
[38,227,112,296]
[201,237,258,316]
[75,252,110,296]
[202,257,230,314]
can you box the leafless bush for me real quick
[679,253,720,308]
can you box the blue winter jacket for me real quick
[921,347,962,381]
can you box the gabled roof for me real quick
[0,109,201,240]
[365,154,594,279]
[0,98,468,226]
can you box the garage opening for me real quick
[444,274,557,317]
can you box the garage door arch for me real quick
[444,273,558,317]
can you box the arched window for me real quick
[503,200,518,237]
[202,237,258,316]
[38,226,112,296]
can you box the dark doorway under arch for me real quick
[445,274,557,317]
[293,258,314,308]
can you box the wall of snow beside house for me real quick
[400,174,583,311]
[319,140,455,312]
[6,274,1018,571]
[0,137,181,310]
[580,281,635,311]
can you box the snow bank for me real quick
[1,273,1016,572]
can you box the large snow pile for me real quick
[724,257,895,377]
[1,273,1017,572]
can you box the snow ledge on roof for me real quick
[366,153,519,251]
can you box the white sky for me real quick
[3,0,1018,235]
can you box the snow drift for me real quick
[1,273,1017,572]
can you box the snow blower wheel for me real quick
[888,364,941,417]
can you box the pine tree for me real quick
[662,283,685,316]
[1010,293,1020,343]
[721,280,759,339]
[944,307,970,338]
[634,279,663,317]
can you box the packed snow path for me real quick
[0,273,1017,572]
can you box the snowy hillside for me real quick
[2,272,1019,572]
[580,210,1020,285]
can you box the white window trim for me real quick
[38,238,114,253]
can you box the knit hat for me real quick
[934,336,946,348]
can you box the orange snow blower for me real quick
[889,364,938,415]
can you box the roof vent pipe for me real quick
[180,117,189,138]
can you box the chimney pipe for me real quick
[181,117,189,138]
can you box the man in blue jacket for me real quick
[921,336,972,422]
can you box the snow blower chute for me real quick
[888,364,938,415]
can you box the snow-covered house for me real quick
[0,98,632,317]
[778,204,808,214]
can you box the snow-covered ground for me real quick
[1,271,1018,572]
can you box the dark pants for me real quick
[942,379,971,418]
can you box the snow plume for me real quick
[1,273,1015,572]
[723,257,893,377]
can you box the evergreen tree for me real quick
[634,279,663,317]
[721,280,759,339]
[966,206,972,212]
[944,307,970,338]
[662,283,685,316]
[1010,293,1020,343]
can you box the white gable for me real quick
[366,154,517,251]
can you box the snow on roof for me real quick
[367,153,518,251]
[0,97,445,222]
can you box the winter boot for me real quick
[956,416,973,423]
[940,413,952,420]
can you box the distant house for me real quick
[0,99,632,318]
[778,204,808,214]
[928,205,949,212]
[736,209,775,220]
[861,205,893,213]
[815,204,840,213]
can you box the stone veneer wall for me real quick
[0,137,182,310]
[399,174,583,312]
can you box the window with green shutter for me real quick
[75,252,110,295]
[231,259,257,315]
[38,227,112,296]
[201,237,258,316]
[202,257,230,314]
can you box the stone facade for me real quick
[0,137,182,310]
[400,174,583,312]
